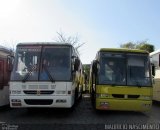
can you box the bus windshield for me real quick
[127,53,151,87]
[11,45,71,81]
[99,53,126,85]
[98,52,152,87]
[39,46,71,81]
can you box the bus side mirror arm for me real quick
[74,58,80,71]
[7,55,14,72]
[71,56,80,72]
[151,64,155,76]
[152,77,155,84]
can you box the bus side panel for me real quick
[0,85,9,106]
[153,79,160,101]
[0,58,10,106]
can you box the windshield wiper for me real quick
[135,80,142,88]
[43,65,55,83]
[111,83,116,86]
[22,65,36,82]
[129,68,142,88]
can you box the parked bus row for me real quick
[0,42,160,112]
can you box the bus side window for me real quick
[0,60,4,89]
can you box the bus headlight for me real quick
[141,96,151,100]
[56,91,66,94]
[96,94,109,98]
[11,99,22,106]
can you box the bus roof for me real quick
[0,45,13,54]
[16,42,80,57]
[99,48,149,54]
[17,42,73,47]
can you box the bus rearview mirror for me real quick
[152,65,155,76]
[74,58,80,71]
[93,60,98,74]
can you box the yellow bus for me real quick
[150,49,160,101]
[90,48,153,111]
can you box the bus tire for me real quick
[74,88,78,103]
[79,92,82,100]
[91,91,96,109]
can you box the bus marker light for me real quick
[11,90,22,94]
[11,99,21,102]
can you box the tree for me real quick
[83,64,90,77]
[54,31,85,55]
[136,42,154,53]
[83,64,90,92]
[120,40,155,53]
[120,42,136,49]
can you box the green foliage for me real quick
[120,42,136,49]
[120,40,155,53]
[83,64,90,75]
[135,42,154,53]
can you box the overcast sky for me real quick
[0,0,160,64]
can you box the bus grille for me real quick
[28,85,49,89]
[112,94,124,98]
[24,99,53,105]
[128,95,140,99]
[112,94,140,99]
[23,90,54,95]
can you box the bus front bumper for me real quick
[10,95,74,108]
[96,98,152,111]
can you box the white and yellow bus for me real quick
[150,49,160,101]
[10,43,82,108]
[90,48,153,111]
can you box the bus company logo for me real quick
[37,90,41,95]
